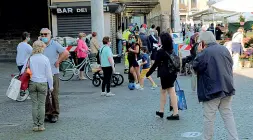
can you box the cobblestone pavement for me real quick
[0,63,252,140]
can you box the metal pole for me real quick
[91,0,105,46]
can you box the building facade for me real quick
[179,0,209,23]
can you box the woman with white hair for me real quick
[76,33,89,80]
[231,27,245,70]
[193,31,238,140]
[21,40,53,131]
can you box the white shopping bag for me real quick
[6,78,21,100]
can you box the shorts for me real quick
[132,59,139,67]
[160,74,177,90]
[140,68,150,79]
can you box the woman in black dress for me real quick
[146,32,179,120]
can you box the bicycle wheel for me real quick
[114,74,124,86]
[92,78,101,87]
[59,61,74,81]
[85,63,93,80]
[16,90,29,102]
[111,75,118,87]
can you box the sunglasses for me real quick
[40,33,49,36]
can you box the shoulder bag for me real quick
[19,58,32,90]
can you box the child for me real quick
[139,47,157,90]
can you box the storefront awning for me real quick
[211,0,253,12]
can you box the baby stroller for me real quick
[92,68,124,87]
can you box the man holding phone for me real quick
[39,28,69,123]
[193,31,238,140]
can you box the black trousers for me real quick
[78,58,85,71]
[17,65,24,73]
[102,66,113,93]
[182,55,194,70]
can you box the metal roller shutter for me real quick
[57,14,91,37]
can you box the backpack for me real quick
[165,51,180,74]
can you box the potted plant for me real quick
[239,15,245,25]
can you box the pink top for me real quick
[76,39,89,58]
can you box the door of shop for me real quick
[57,14,92,37]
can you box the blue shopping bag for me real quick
[170,80,188,111]
[175,80,187,110]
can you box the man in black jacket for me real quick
[193,31,238,140]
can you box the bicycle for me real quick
[59,51,94,81]
[10,74,30,102]
[92,70,124,87]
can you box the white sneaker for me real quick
[139,87,144,90]
[106,92,115,97]
[135,84,141,89]
[101,92,106,96]
[151,84,158,90]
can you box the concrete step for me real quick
[0,51,17,56]
[0,54,15,62]
[0,47,16,52]
[0,58,15,62]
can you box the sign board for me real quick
[56,7,90,14]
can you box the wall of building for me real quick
[104,13,111,37]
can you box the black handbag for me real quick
[165,51,180,74]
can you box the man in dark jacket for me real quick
[193,31,239,140]
[139,28,151,53]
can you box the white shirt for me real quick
[16,42,33,66]
[232,32,243,43]
[21,54,53,89]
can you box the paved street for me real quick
[0,62,252,140]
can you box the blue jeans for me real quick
[117,39,123,56]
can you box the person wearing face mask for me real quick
[39,28,69,123]
[128,34,142,89]
[149,30,159,66]
[16,32,33,72]
[123,24,134,41]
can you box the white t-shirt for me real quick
[16,42,33,66]
[232,32,243,43]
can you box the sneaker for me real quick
[151,84,158,90]
[101,92,106,96]
[135,83,141,89]
[32,126,39,132]
[139,87,144,90]
[106,92,115,97]
[38,126,45,131]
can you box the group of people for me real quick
[15,22,240,139]
[125,22,240,139]
[16,28,69,131]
